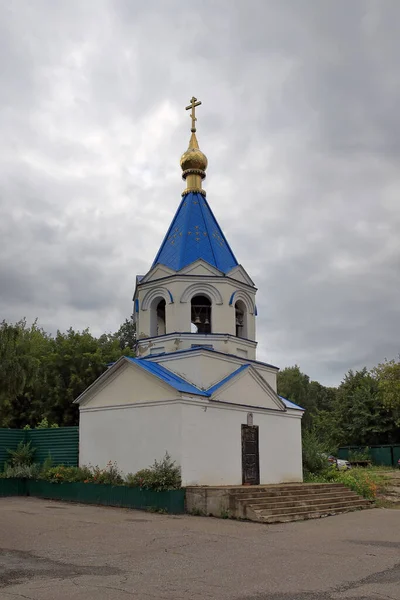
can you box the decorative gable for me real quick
[178,259,224,277]
[210,366,285,411]
[226,265,255,287]
[77,361,178,409]
[140,264,176,284]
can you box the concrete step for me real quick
[233,483,346,494]
[250,498,371,516]
[255,503,372,523]
[246,494,365,511]
[232,484,347,499]
[235,490,360,504]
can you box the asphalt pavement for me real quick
[0,497,399,599]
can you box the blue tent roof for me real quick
[152,192,238,273]
[126,356,208,396]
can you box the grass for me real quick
[304,466,388,500]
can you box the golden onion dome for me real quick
[180,132,208,173]
[181,97,207,196]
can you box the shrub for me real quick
[43,465,93,483]
[127,452,181,491]
[6,441,36,467]
[40,462,123,485]
[348,448,371,462]
[304,467,386,500]
[91,461,124,485]
[302,430,329,475]
[36,417,59,429]
[42,453,53,473]
[1,463,41,479]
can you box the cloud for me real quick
[1,0,400,385]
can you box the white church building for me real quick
[76,98,304,486]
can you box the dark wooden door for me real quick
[241,425,260,485]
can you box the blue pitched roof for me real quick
[279,395,304,411]
[206,364,249,394]
[152,192,239,273]
[126,356,208,396]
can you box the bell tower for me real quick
[133,98,258,359]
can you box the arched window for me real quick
[150,298,166,337]
[235,300,247,338]
[191,295,211,334]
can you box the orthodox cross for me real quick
[186,96,202,132]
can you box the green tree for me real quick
[372,358,400,426]
[334,368,398,446]
[114,318,136,351]
[277,365,315,429]
[0,318,135,428]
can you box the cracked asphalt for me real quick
[0,497,399,599]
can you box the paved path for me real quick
[0,497,399,599]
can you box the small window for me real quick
[191,295,211,334]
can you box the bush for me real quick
[348,448,371,462]
[40,462,123,485]
[304,466,386,500]
[302,431,329,475]
[91,461,124,485]
[6,441,36,467]
[43,465,93,483]
[1,463,41,479]
[126,452,181,491]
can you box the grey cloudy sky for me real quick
[1,0,399,386]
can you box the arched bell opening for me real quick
[150,297,166,337]
[191,295,211,334]
[235,300,248,339]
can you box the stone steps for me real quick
[231,483,372,523]
[250,498,371,517]
[242,494,365,512]
[235,490,359,504]
[253,503,371,524]
[231,484,348,499]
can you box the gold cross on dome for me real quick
[186,96,202,132]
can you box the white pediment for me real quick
[156,352,241,389]
[211,366,285,411]
[141,264,176,283]
[226,265,255,287]
[76,359,177,408]
[178,259,224,277]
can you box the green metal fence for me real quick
[0,479,185,514]
[28,481,185,513]
[338,445,400,467]
[27,428,79,466]
[0,427,79,470]
[0,478,27,497]
[0,429,24,470]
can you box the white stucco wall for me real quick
[180,403,303,486]
[79,399,302,485]
[79,403,182,476]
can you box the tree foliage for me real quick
[278,360,400,448]
[0,318,136,428]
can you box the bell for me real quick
[236,317,243,327]
[204,317,210,326]
[194,315,201,324]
